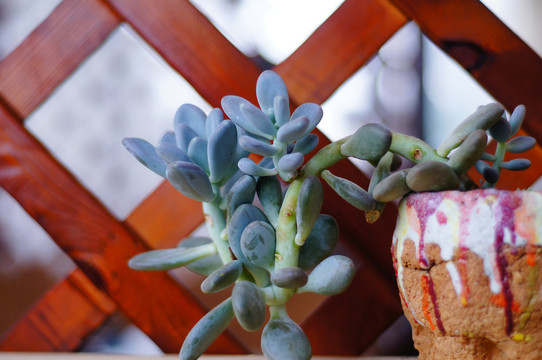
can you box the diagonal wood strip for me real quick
[0,0,121,120]
[106,0,262,107]
[0,103,248,354]
[275,0,408,105]
[389,0,542,144]
[0,269,116,351]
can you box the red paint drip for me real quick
[494,191,522,336]
[421,273,445,334]
[436,211,447,224]
[407,193,444,268]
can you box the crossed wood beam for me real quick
[0,0,540,355]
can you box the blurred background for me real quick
[0,0,541,355]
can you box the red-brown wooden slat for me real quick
[0,0,121,119]
[302,238,402,355]
[389,0,542,145]
[0,103,248,355]
[275,0,408,105]
[106,0,262,107]
[0,269,116,351]
[124,181,204,249]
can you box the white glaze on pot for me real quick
[392,189,542,336]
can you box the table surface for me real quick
[0,353,416,360]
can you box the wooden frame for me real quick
[1,0,541,355]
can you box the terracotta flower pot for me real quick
[392,189,542,359]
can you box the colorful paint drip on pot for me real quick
[392,189,542,337]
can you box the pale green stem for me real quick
[271,137,351,304]
[483,141,507,188]
[202,201,232,264]
[389,132,447,163]
[269,304,288,320]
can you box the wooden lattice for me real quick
[0,0,541,355]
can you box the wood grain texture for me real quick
[275,0,408,105]
[0,103,248,355]
[389,0,542,146]
[0,0,120,119]
[0,269,116,351]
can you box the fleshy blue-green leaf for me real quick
[232,281,266,331]
[261,313,312,360]
[277,152,304,173]
[509,104,526,138]
[226,175,257,222]
[174,103,207,139]
[238,158,278,177]
[128,244,216,271]
[437,103,504,157]
[178,237,222,276]
[321,170,376,211]
[406,161,460,192]
[239,135,278,157]
[240,220,276,269]
[475,160,500,184]
[167,161,215,202]
[228,204,269,262]
[271,267,308,289]
[506,136,536,153]
[240,102,277,138]
[488,114,511,143]
[447,129,487,174]
[208,120,237,183]
[500,158,531,171]
[293,134,319,155]
[256,176,283,228]
[340,123,392,163]
[156,141,191,164]
[274,95,290,126]
[222,96,273,139]
[372,169,410,202]
[187,137,209,173]
[298,255,355,295]
[276,116,310,144]
[175,123,199,152]
[295,176,323,246]
[200,260,243,293]
[290,103,323,136]
[205,108,224,139]
[122,137,166,177]
[256,70,289,121]
[298,214,339,270]
[179,298,234,360]
[158,130,177,146]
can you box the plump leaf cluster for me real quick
[123,70,535,359]
[325,102,535,222]
[124,71,356,360]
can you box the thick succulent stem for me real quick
[269,304,288,320]
[389,132,446,163]
[482,141,507,188]
[302,137,349,177]
[271,137,351,304]
[203,201,233,264]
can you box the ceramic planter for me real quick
[392,189,542,359]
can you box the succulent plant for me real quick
[123,70,535,359]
